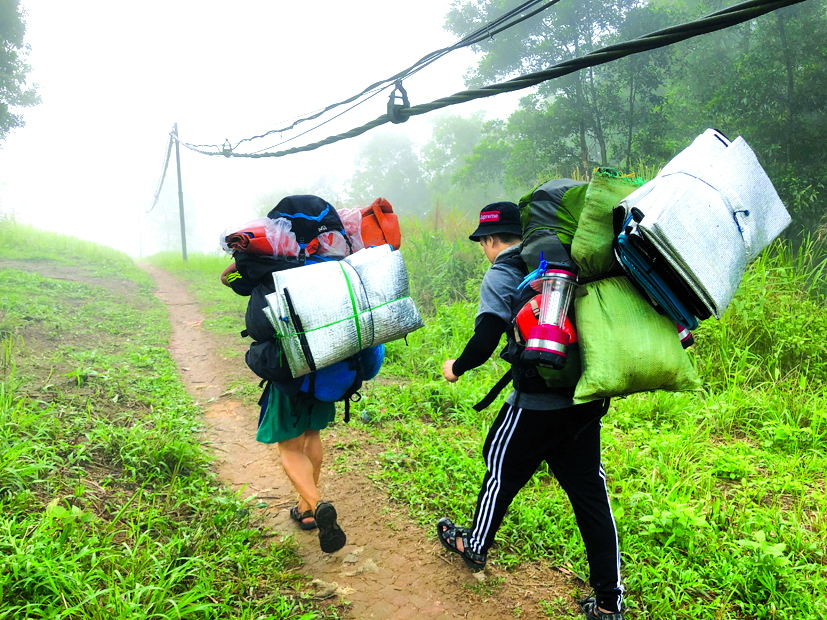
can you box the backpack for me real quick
[267,195,352,257]
[518,178,588,273]
[230,195,376,421]
[473,177,606,411]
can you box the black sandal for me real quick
[436,517,486,571]
[290,505,317,531]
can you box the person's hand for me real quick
[220,261,237,287]
[442,359,458,383]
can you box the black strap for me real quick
[283,287,316,372]
[257,381,270,405]
[578,267,626,284]
[344,398,351,424]
[472,371,513,412]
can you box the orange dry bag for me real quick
[360,198,401,250]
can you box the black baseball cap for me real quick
[468,201,522,241]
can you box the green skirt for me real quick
[256,383,336,444]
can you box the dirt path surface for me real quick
[144,265,578,620]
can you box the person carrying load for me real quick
[220,193,414,556]
[220,194,356,554]
[436,195,625,620]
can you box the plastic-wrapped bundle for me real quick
[337,208,366,252]
[220,217,293,255]
[264,245,423,377]
[220,216,349,257]
[618,129,791,318]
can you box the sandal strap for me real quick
[440,520,487,563]
[291,506,314,520]
[458,531,486,563]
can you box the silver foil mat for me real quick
[619,129,791,318]
[264,245,424,377]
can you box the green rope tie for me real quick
[275,296,406,342]
[338,261,363,350]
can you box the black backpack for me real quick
[267,195,351,257]
[230,195,363,420]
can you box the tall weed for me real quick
[399,211,485,315]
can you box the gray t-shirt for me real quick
[477,245,574,411]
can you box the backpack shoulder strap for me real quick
[473,371,513,412]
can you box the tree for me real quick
[664,0,827,237]
[0,0,40,142]
[453,118,512,191]
[447,0,648,169]
[346,131,431,217]
[445,0,676,182]
[421,112,506,213]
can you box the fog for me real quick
[0,1,524,257]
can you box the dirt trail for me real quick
[144,265,576,620]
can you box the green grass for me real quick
[0,219,152,286]
[0,221,337,620]
[145,223,827,619]
[361,240,827,620]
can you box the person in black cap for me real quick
[435,201,625,620]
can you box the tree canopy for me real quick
[440,0,827,235]
[0,0,40,142]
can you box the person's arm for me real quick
[442,313,508,382]
[220,261,257,296]
[220,262,237,287]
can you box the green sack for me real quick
[570,172,702,403]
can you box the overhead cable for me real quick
[184,0,563,152]
[177,0,805,160]
[148,131,174,212]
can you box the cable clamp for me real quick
[387,80,410,124]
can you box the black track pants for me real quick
[466,399,623,613]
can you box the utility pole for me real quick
[173,123,188,261]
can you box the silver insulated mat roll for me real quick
[264,245,424,377]
[623,129,791,318]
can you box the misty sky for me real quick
[0,1,528,257]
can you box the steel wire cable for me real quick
[245,86,388,154]
[148,132,174,212]
[182,0,561,152]
[176,0,806,160]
